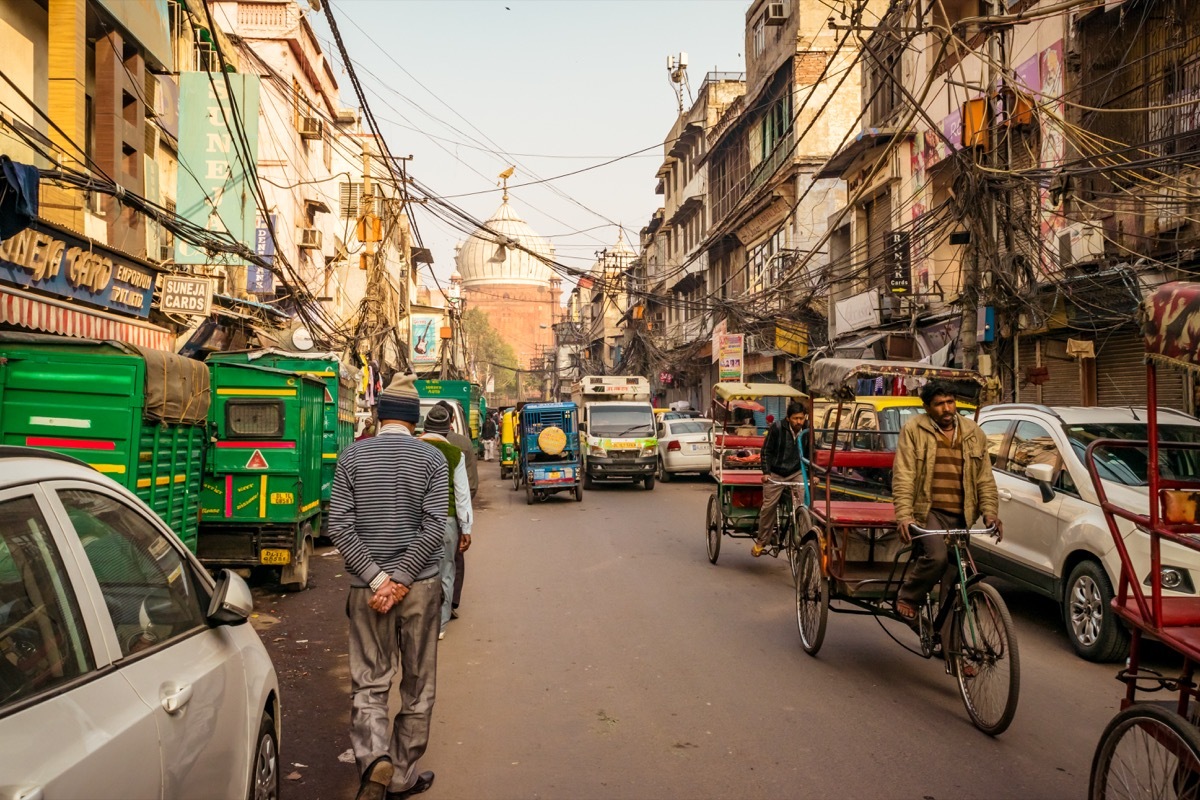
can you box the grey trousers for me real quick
[439,519,459,629]
[348,576,440,792]
[755,471,802,547]
[898,508,967,604]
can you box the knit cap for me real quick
[424,401,453,433]
[377,373,420,423]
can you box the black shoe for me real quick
[357,757,394,800]
[450,608,460,620]
[388,771,435,799]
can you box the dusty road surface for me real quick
[253,469,1150,799]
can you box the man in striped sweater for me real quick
[892,381,1002,622]
[328,374,447,800]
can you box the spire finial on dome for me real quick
[498,165,515,202]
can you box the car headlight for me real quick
[589,445,606,457]
[1144,566,1195,593]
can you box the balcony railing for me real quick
[748,130,795,193]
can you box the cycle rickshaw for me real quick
[1087,282,1200,797]
[704,382,811,571]
[793,358,1020,736]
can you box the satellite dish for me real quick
[291,327,314,351]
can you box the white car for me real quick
[0,447,280,799]
[972,405,1200,662]
[656,418,713,481]
[418,397,468,436]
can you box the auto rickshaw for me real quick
[499,408,516,479]
[513,402,583,504]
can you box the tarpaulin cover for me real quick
[120,343,210,424]
[712,382,806,402]
[0,156,38,239]
[1140,281,1200,373]
[806,358,985,400]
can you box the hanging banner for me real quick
[247,215,276,294]
[175,72,261,267]
[411,314,440,366]
[718,334,744,383]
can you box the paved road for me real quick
[254,469,1160,799]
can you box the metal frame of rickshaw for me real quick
[1087,282,1200,797]
[794,358,1019,736]
[704,382,808,567]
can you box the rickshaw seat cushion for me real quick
[811,501,897,527]
[1114,595,1200,629]
[722,472,766,485]
[717,434,763,448]
[811,450,895,470]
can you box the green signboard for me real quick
[175,72,261,267]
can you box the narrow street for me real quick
[256,470,1140,800]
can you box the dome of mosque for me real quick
[455,200,556,287]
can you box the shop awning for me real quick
[0,284,173,351]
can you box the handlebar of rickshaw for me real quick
[908,524,999,540]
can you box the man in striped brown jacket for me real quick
[892,381,1002,622]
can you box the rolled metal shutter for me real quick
[1096,328,1185,410]
[866,191,892,287]
[1039,337,1082,406]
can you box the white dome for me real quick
[591,230,636,276]
[455,200,556,287]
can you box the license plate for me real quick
[260,548,291,566]
[610,441,638,449]
[691,444,710,453]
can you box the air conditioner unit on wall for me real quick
[765,2,786,25]
[298,116,322,140]
[299,228,323,249]
[879,293,901,321]
[1058,221,1106,266]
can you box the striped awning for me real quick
[0,284,173,350]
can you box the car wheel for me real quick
[658,458,671,482]
[644,474,655,490]
[249,712,279,800]
[1064,560,1129,662]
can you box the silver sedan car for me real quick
[0,447,280,800]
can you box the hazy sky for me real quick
[310,0,748,294]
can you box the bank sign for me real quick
[0,223,157,317]
[175,72,261,266]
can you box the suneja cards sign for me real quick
[0,222,157,317]
[160,275,213,316]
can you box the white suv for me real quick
[972,405,1200,662]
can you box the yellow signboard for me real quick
[775,323,809,357]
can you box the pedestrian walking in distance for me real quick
[482,411,498,461]
[893,381,1003,623]
[436,400,478,620]
[419,403,473,640]
[328,374,447,800]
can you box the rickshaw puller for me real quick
[892,382,1003,620]
[751,401,809,557]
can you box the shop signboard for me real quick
[160,275,213,316]
[175,72,261,267]
[247,215,276,294]
[0,221,157,318]
[718,333,744,383]
[775,323,809,357]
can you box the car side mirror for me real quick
[1025,462,1057,503]
[207,569,254,627]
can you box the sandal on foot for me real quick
[896,600,917,621]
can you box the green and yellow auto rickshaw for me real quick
[499,408,516,479]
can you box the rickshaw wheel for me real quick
[526,483,534,505]
[574,483,583,502]
[705,493,721,565]
[952,582,1020,736]
[1090,703,1200,800]
[512,466,520,491]
[795,539,828,656]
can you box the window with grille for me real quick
[226,400,284,437]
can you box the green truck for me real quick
[0,333,209,550]
[204,350,356,504]
[416,379,487,453]
[199,358,326,591]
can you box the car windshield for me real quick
[668,420,712,436]
[1065,423,1200,486]
[589,406,655,437]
